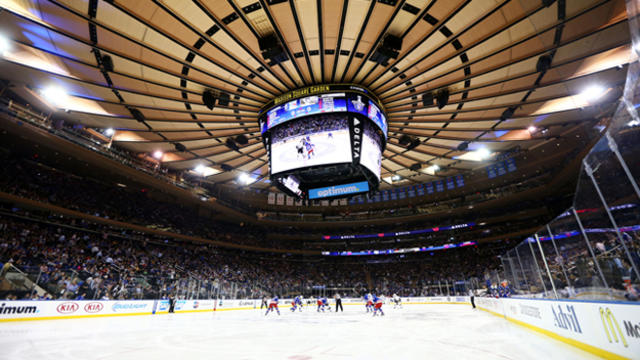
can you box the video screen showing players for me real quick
[266,94,347,131]
[361,121,382,180]
[270,114,352,175]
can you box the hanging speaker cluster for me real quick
[203,90,230,109]
[174,142,186,152]
[101,55,114,72]
[435,89,450,109]
[202,90,217,110]
[536,55,552,72]
[258,34,288,65]
[225,137,239,151]
[235,134,248,145]
[399,134,420,150]
[370,34,402,65]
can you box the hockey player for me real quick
[290,295,303,312]
[303,138,315,159]
[296,295,304,311]
[372,294,384,316]
[364,293,373,313]
[316,296,324,312]
[322,296,331,312]
[265,295,280,316]
[392,293,402,309]
[296,140,304,160]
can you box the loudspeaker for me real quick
[202,90,216,110]
[422,92,434,106]
[436,89,449,109]
[258,34,288,65]
[174,143,186,152]
[101,55,114,72]
[410,163,421,171]
[398,134,412,145]
[457,142,469,151]
[129,108,144,123]
[408,138,421,150]
[225,138,239,151]
[218,92,230,107]
[235,134,248,145]
[220,163,233,171]
[382,35,402,51]
[501,107,515,121]
[536,55,552,72]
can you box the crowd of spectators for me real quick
[0,214,501,301]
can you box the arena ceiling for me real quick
[0,0,635,190]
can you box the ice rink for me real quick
[0,304,600,360]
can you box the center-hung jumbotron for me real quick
[260,85,387,200]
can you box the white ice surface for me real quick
[0,304,601,360]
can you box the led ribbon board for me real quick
[308,181,370,200]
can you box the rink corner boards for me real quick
[475,296,640,360]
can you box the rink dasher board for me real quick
[0,297,470,322]
[475,297,640,360]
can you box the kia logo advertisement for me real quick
[56,302,79,314]
[84,302,104,313]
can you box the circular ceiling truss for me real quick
[0,0,633,189]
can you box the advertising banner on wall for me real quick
[476,297,640,359]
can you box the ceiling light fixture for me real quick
[580,85,606,102]
[153,150,163,160]
[41,85,68,106]
[0,34,9,55]
[238,172,255,185]
[527,126,536,133]
[104,128,114,137]
[194,164,207,174]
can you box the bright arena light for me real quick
[476,148,491,160]
[391,175,401,181]
[0,34,9,55]
[527,126,536,133]
[579,85,606,102]
[194,164,207,174]
[238,172,255,185]
[152,150,164,160]
[41,85,68,106]
[104,128,115,137]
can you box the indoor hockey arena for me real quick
[0,0,639,359]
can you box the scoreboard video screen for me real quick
[270,114,352,175]
[260,87,387,200]
[262,93,387,139]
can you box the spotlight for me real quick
[527,126,536,133]
[104,128,115,137]
[391,175,401,181]
[153,150,163,160]
[194,164,206,174]
[41,86,68,105]
[580,85,606,102]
